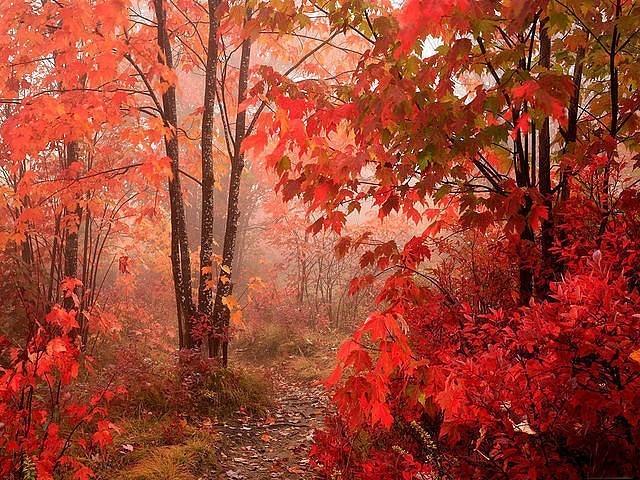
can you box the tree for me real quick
[203,0,361,363]
[198,0,221,349]
[209,5,253,363]
[252,0,640,477]
[152,0,197,348]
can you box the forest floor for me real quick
[212,367,329,479]
[97,330,340,480]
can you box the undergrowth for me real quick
[93,416,221,480]
[236,322,321,361]
[92,353,272,479]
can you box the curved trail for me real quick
[213,370,329,479]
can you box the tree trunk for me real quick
[537,18,554,299]
[62,141,82,313]
[598,0,620,238]
[210,23,252,366]
[514,134,534,305]
[155,0,195,349]
[198,0,220,349]
[560,46,585,201]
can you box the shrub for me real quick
[0,306,119,480]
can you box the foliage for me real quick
[1,0,640,477]
[312,219,640,478]
[249,0,640,478]
[0,306,120,480]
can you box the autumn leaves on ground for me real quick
[2,0,640,479]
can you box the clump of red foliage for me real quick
[311,199,640,479]
[0,305,121,480]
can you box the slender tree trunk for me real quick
[598,0,620,238]
[537,18,554,299]
[47,213,62,304]
[514,132,534,305]
[233,208,249,283]
[210,24,252,365]
[560,46,584,202]
[79,207,91,342]
[511,80,534,305]
[198,0,220,350]
[155,0,195,348]
[62,141,82,313]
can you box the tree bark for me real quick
[62,141,82,313]
[155,0,195,348]
[198,0,220,346]
[560,46,585,202]
[210,21,252,365]
[537,18,554,299]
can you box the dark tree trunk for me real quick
[560,46,585,202]
[537,18,554,299]
[62,141,82,313]
[210,25,252,366]
[598,0,620,238]
[514,128,533,306]
[155,0,195,349]
[198,0,220,346]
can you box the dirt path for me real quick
[213,369,329,479]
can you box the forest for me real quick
[1,0,640,478]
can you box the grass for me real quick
[233,322,341,383]
[191,366,273,416]
[93,364,273,479]
[285,355,335,382]
[90,323,339,480]
[93,416,221,480]
[236,323,322,361]
[117,439,218,480]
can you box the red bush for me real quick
[313,213,640,479]
[0,306,119,479]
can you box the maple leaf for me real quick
[370,401,394,428]
[92,420,114,449]
[241,130,268,154]
[46,306,80,333]
[46,338,68,354]
[118,255,130,274]
[511,112,531,140]
[325,364,344,387]
[511,80,539,100]
[72,465,94,480]
[311,185,330,209]
[528,204,549,231]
